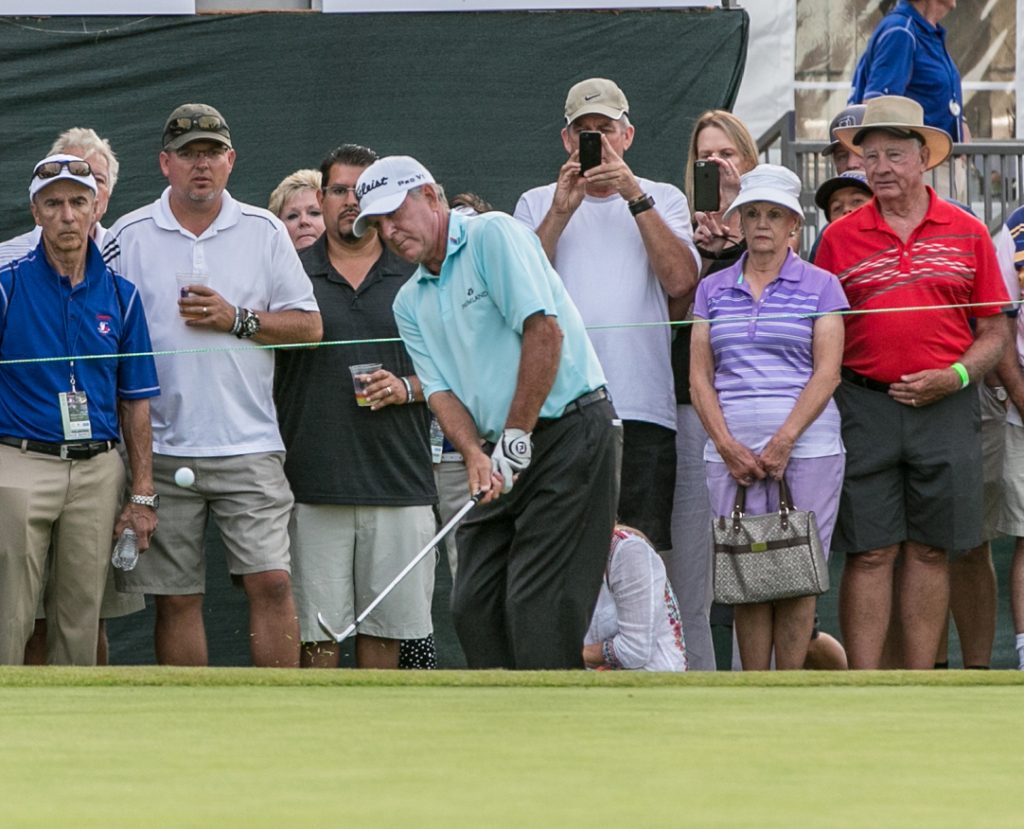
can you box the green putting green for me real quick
[2,669,1021,828]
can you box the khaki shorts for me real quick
[289,502,436,642]
[997,421,1024,537]
[116,452,294,595]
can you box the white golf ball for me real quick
[174,467,195,488]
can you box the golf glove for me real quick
[491,428,532,493]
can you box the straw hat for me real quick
[834,95,952,171]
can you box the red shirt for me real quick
[816,189,1008,383]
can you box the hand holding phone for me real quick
[693,160,721,213]
[578,132,602,175]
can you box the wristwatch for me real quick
[129,493,160,510]
[235,308,261,339]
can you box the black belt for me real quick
[841,367,891,394]
[0,436,117,460]
[560,387,610,417]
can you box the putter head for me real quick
[316,611,348,644]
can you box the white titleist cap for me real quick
[353,155,435,237]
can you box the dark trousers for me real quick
[451,399,620,669]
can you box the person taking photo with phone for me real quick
[514,77,700,559]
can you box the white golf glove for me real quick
[490,428,532,493]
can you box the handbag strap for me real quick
[723,475,796,531]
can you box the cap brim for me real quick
[353,190,410,238]
[566,105,627,124]
[834,123,952,171]
[723,189,803,221]
[164,131,233,151]
[29,171,97,202]
[821,140,841,157]
[814,177,872,212]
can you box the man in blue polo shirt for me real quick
[850,0,965,198]
[0,154,160,665]
[354,155,620,669]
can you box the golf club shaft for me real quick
[317,495,479,645]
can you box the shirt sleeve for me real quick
[512,190,540,230]
[472,215,560,334]
[970,226,1012,317]
[655,183,702,271]
[392,284,451,401]
[862,24,916,99]
[115,277,160,400]
[816,271,851,314]
[267,222,320,313]
[603,534,661,670]
[994,224,1022,304]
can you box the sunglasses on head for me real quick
[165,114,226,137]
[32,159,92,181]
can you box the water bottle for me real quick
[111,527,139,571]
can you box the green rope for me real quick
[0,299,1018,367]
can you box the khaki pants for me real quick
[0,444,124,665]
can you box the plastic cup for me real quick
[176,272,210,299]
[349,362,382,407]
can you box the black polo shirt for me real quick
[274,235,436,505]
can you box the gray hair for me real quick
[49,127,119,191]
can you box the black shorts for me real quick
[832,380,982,554]
[618,419,676,550]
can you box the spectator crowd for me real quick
[3,0,1024,673]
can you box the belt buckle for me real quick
[59,444,71,460]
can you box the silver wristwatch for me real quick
[129,493,160,510]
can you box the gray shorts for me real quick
[116,452,294,595]
[979,384,1008,542]
[289,502,436,642]
[832,380,983,554]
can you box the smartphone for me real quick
[578,131,602,174]
[693,160,721,212]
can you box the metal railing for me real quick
[758,111,1024,248]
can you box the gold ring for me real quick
[386,386,393,397]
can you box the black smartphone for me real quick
[693,160,721,212]
[578,131,602,174]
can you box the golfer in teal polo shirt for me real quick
[354,156,620,669]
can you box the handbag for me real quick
[712,476,830,605]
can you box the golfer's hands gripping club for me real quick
[490,428,532,494]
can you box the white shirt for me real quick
[0,224,108,266]
[515,178,699,430]
[993,224,1024,426]
[585,531,688,672]
[104,188,319,456]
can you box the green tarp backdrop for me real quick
[0,8,748,666]
[0,9,747,235]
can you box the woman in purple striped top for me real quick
[690,165,849,670]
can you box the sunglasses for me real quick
[165,114,227,137]
[32,159,92,181]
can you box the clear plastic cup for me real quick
[349,362,382,407]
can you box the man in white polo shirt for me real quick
[103,103,322,667]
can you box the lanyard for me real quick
[62,273,90,393]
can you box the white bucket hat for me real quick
[723,164,803,221]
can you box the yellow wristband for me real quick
[950,362,970,388]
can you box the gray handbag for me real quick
[712,477,830,605]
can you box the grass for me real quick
[2,669,1021,828]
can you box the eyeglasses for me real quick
[165,114,227,138]
[323,184,360,200]
[32,159,92,181]
[174,145,229,162]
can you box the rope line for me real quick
[0,298,1018,367]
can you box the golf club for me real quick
[317,493,480,645]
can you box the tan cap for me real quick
[162,103,232,151]
[834,95,951,171]
[564,78,629,125]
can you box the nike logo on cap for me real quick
[584,93,601,101]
